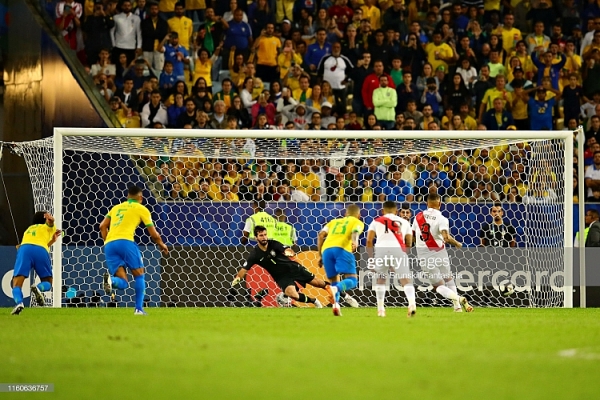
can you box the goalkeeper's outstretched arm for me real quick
[232,268,248,287]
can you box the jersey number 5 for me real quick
[114,209,127,227]
[420,222,431,242]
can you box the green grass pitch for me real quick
[1,307,599,400]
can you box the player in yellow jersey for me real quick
[99,186,168,315]
[11,212,62,315]
[317,204,364,316]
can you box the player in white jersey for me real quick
[412,194,473,313]
[366,201,415,318]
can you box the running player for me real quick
[366,201,415,318]
[412,194,473,312]
[232,225,326,308]
[99,186,169,315]
[317,204,364,316]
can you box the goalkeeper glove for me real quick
[232,276,242,287]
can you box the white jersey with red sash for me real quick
[412,208,452,280]
[367,214,412,278]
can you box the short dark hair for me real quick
[383,200,397,211]
[151,89,161,96]
[254,225,267,237]
[128,186,143,197]
[32,211,47,225]
[427,193,441,203]
[175,1,184,8]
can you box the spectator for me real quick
[305,83,324,111]
[141,89,168,127]
[110,0,142,64]
[248,0,274,39]
[223,0,248,22]
[418,104,441,131]
[416,159,452,198]
[293,74,313,103]
[348,52,371,117]
[420,78,442,117]
[290,161,321,201]
[56,0,81,51]
[305,28,332,82]
[318,41,353,116]
[482,97,515,130]
[158,61,177,97]
[532,50,566,90]
[251,23,280,83]
[115,77,139,112]
[282,103,311,129]
[383,0,408,35]
[176,98,198,128]
[195,111,212,129]
[167,93,186,127]
[209,100,228,128]
[199,8,229,55]
[227,95,252,128]
[372,75,397,130]
[526,21,551,54]
[162,32,190,83]
[478,74,512,123]
[379,170,414,202]
[444,73,471,113]
[395,71,418,114]
[82,3,115,66]
[562,73,584,124]
[224,9,253,60]
[251,93,276,126]
[510,80,530,130]
[529,85,560,130]
[362,59,395,115]
[425,31,454,73]
[193,46,222,89]
[141,2,169,72]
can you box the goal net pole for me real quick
[576,125,586,308]
[46,127,574,308]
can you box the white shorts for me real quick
[416,249,452,284]
[372,248,411,280]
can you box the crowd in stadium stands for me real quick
[49,0,600,202]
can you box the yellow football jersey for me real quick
[105,200,153,244]
[322,216,364,253]
[21,223,57,251]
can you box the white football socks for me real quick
[444,280,461,308]
[404,284,416,307]
[374,285,386,310]
[436,285,460,302]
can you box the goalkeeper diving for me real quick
[232,225,329,308]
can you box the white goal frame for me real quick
[51,128,575,308]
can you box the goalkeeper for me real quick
[232,225,327,308]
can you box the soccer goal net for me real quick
[12,128,573,308]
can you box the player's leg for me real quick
[331,249,358,293]
[397,253,416,317]
[103,241,130,294]
[372,249,389,316]
[131,267,147,314]
[322,248,343,316]
[11,245,34,314]
[30,248,55,306]
[441,259,473,312]
[122,242,147,314]
[283,284,320,307]
[10,275,26,315]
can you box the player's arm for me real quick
[99,216,111,241]
[317,228,328,267]
[272,240,296,257]
[47,229,63,248]
[351,231,360,252]
[146,226,169,254]
[241,217,252,244]
[441,230,462,248]
[404,233,413,248]
[232,256,255,286]
[366,230,376,260]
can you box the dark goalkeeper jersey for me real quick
[242,240,303,281]
[479,223,517,247]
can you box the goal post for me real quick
[13,128,575,308]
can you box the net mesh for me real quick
[11,131,568,308]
